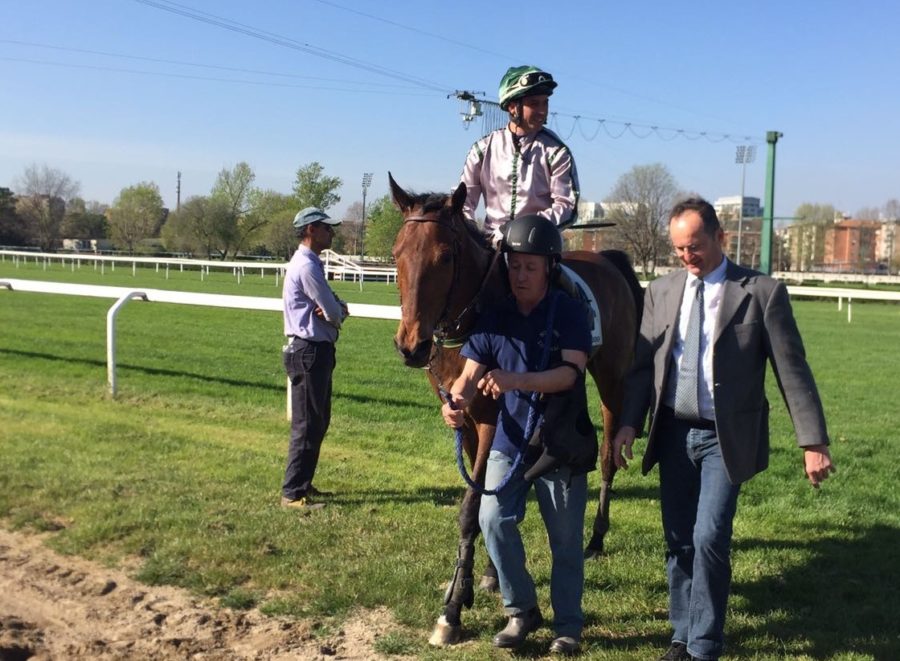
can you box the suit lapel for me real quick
[661,270,687,347]
[715,261,750,344]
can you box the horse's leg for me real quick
[429,484,479,646]
[585,368,622,559]
[429,419,495,646]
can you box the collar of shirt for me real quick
[297,243,321,263]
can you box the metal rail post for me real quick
[107,291,148,396]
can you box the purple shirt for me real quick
[282,245,345,343]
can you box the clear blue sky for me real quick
[2,0,899,221]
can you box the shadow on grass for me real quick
[330,486,469,508]
[728,523,900,660]
[600,484,661,501]
[0,347,434,411]
[572,524,900,658]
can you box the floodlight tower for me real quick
[360,172,373,259]
[734,145,756,265]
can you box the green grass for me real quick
[0,266,898,660]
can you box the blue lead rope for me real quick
[445,290,560,496]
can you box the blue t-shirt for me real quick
[461,289,591,459]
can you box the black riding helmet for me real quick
[500,214,562,257]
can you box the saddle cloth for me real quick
[560,264,603,352]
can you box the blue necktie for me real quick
[674,280,704,420]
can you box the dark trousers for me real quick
[281,338,335,500]
[657,408,741,661]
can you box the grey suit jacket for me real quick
[621,259,829,484]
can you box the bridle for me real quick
[401,210,502,349]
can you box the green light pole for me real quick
[760,131,783,274]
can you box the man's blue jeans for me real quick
[479,450,588,639]
[657,412,741,661]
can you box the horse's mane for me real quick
[405,190,491,251]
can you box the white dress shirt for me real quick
[664,256,729,420]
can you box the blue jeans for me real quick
[657,412,741,661]
[479,450,588,639]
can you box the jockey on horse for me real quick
[460,65,580,244]
[460,65,594,327]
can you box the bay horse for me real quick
[388,174,642,646]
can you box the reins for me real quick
[436,290,561,496]
[405,207,554,495]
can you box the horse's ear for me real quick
[388,172,413,212]
[449,181,467,214]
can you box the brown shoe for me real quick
[280,496,325,511]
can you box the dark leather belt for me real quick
[660,405,716,430]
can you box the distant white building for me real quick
[714,195,761,219]
[576,200,604,223]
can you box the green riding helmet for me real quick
[501,214,562,257]
[498,65,558,110]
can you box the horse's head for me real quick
[389,173,470,367]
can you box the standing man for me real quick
[461,65,579,244]
[613,198,835,661]
[281,207,349,510]
[441,215,593,656]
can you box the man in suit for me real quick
[613,197,835,661]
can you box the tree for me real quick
[210,162,263,258]
[794,203,837,224]
[883,198,900,221]
[363,195,404,259]
[335,201,363,254]
[855,206,881,220]
[62,197,108,240]
[246,189,294,258]
[604,163,680,277]
[14,164,80,250]
[0,187,27,246]
[292,162,342,211]
[108,182,165,254]
[161,195,232,257]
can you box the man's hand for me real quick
[441,393,467,428]
[803,444,836,488]
[477,370,518,399]
[613,426,637,470]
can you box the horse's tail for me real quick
[600,249,644,331]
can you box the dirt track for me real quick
[0,527,405,660]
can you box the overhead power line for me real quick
[132,0,760,143]
[311,0,507,60]
[133,0,452,92]
[0,39,423,90]
[455,93,761,144]
[0,56,439,96]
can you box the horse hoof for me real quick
[584,545,604,560]
[478,575,499,592]
[429,616,462,646]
